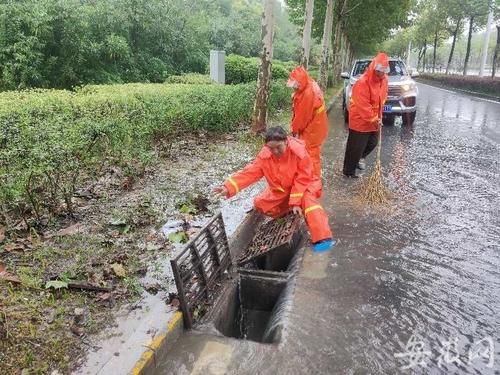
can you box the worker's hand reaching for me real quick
[291,206,302,216]
[213,185,228,198]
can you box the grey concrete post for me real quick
[210,50,225,84]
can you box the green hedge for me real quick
[165,73,213,85]
[0,81,291,221]
[225,55,292,84]
[417,73,500,98]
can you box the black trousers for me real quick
[343,129,379,175]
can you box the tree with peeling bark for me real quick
[317,0,334,92]
[300,0,314,68]
[252,0,275,134]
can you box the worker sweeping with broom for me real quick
[343,52,389,179]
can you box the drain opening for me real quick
[213,274,288,343]
[238,214,303,272]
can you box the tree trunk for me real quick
[318,0,334,92]
[493,25,500,78]
[422,39,427,72]
[300,0,314,68]
[446,19,461,74]
[432,30,438,73]
[417,46,424,71]
[251,0,274,134]
[479,3,494,76]
[463,16,474,76]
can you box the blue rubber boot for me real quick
[312,238,337,253]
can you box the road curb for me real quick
[327,86,344,113]
[130,311,183,375]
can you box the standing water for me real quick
[154,84,500,374]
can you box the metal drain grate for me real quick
[237,213,302,266]
[170,212,231,329]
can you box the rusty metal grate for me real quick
[237,213,302,266]
[170,212,231,329]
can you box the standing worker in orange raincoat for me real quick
[214,127,336,252]
[287,67,329,178]
[343,52,389,178]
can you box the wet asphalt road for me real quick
[154,83,500,374]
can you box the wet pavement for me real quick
[153,83,500,374]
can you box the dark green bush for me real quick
[0,80,291,222]
[225,55,291,84]
[418,73,500,98]
[165,73,213,85]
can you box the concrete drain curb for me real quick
[130,311,183,375]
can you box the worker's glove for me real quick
[213,185,229,198]
[291,206,303,216]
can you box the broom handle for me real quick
[376,121,382,161]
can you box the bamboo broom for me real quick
[357,122,390,205]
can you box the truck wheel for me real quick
[402,111,416,126]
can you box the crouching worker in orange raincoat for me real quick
[288,67,329,178]
[214,127,336,252]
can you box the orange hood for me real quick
[288,66,311,93]
[366,52,389,81]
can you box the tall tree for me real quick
[300,0,314,67]
[252,0,274,134]
[317,0,334,91]
[493,24,500,77]
[462,0,489,75]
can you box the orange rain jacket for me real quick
[289,67,329,177]
[348,52,389,132]
[223,137,332,243]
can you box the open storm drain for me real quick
[209,273,290,344]
[172,211,304,344]
[237,213,303,272]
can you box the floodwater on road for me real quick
[153,83,500,374]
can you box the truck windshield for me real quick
[352,60,408,77]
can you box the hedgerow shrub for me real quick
[0,80,291,223]
[225,55,291,84]
[165,73,213,85]
[418,73,500,97]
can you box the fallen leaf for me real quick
[3,242,25,252]
[96,292,111,302]
[55,223,85,237]
[146,242,162,251]
[168,231,189,244]
[70,324,84,337]
[0,263,21,284]
[109,218,127,226]
[111,263,126,277]
[45,280,69,290]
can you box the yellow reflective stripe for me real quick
[273,186,285,193]
[290,193,304,198]
[228,177,239,193]
[315,105,325,114]
[304,205,322,215]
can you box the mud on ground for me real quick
[0,129,262,374]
